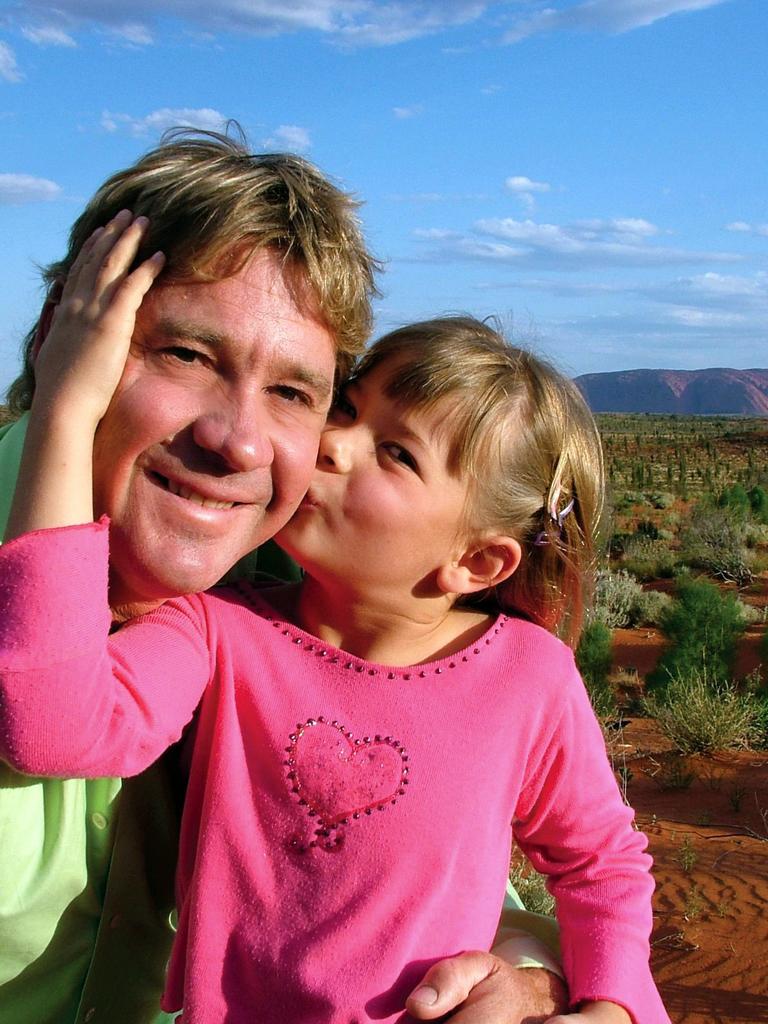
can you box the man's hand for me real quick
[406,951,569,1023]
[546,1001,632,1024]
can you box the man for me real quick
[0,132,565,1023]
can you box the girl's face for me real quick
[275,361,474,598]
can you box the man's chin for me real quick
[107,544,252,616]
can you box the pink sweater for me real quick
[0,521,669,1023]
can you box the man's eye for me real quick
[162,346,202,364]
[273,385,312,406]
[383,443,417,471]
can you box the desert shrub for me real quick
[649,492,675,510]
[661,510,681,531]
[620,536,677,580]
[628,589,672,628]
[615,491,649,511]
[508,855,556,917]
[593,570,642,629]
[748,485,768,524]
[648,578,746,690]
[745,523,768,548]
[680,503,752,585]
[636,519,659,540]
[644,670,763,753]
[576,620,616,718]
[735,599,763,626]
[718,484,751,520]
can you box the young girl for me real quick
[0,220,669,1024]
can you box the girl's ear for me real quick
[436,534,522,596]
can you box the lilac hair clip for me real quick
[533,487,575,547]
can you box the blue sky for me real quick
[1,0,766,393]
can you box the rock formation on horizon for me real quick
[575,368,768,415]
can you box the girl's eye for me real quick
[383,443,417,471]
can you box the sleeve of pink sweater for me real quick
[514,652,669,1024]
[0,519,213,778]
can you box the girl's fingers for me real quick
[100,251,165,330]
[59,211,150,315]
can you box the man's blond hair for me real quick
[7,129,380,414]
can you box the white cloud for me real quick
[665,306,746,328]
[0,173,62,204]
[505,176,550,195]
[108,22,154,46]
[725,220,768,237]
[573,217,659,240]
[1,1,729,50]
[393,105,424,119]
[21,25,77,46]
[0,41,22,83]
[261,124,311,154]
[640,272,768,315]
[100,107,228,136]
[414,214,739,269]
[505,175,551,212]
[504,0,728,44]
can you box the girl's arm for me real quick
[0,215,210,778]
[5,210,164,540]
[513,649,670,1024]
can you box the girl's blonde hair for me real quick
[355,316,605,646]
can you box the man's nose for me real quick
[317,427,355,474]
[192,398,273,472]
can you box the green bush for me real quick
[680,503,752,585]
[748,485,768,524]
[649,492,676,510]
[718,484,751,520]
[648,578,746,690]
[576,620,616,718]
[620,536,677,580]
[628,589,672,628]
[644,670,763,753]
[636,519,660,540]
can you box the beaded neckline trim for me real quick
[228,581,508,680]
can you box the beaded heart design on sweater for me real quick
[285,718,409,852]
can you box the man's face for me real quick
[91,249,336,614]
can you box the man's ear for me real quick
[436,534,522,597]
[31,281,64,362]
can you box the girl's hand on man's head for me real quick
[31,210,164,429]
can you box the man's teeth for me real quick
[165,479,235,509]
